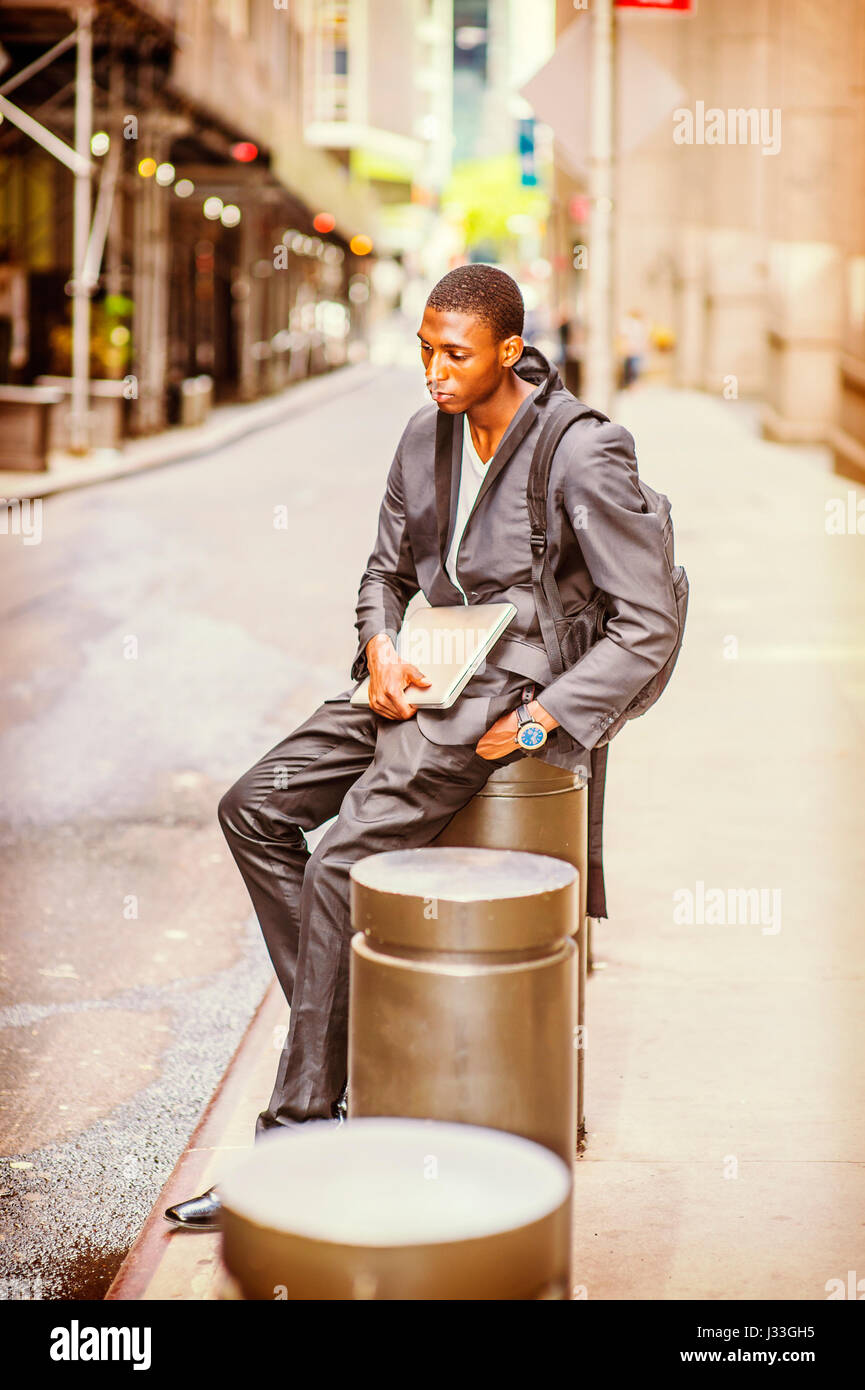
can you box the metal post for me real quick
[347,847,577,1294]
[584,0,615,415]
[433,757,590,1151]
[348,847,578,1167]
[70,5,95,455]
[104,50,123,299]
[218,1118,573,1300]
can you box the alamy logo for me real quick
[825,1271,865,1300]
[673,101,781,156]
[673,880,782,935]
[1,497,42,545]
[402,626,493,668]
[49,1321,151,1370]
[825,492,865,534]
[0,1275,42,1299]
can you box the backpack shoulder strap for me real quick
[526,398,610,535]
[527,399,610,678]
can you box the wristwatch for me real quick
[514,703,548,750]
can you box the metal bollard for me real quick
[348,847,578,1166]
[218,1118,573,1300]
[432,758,590,1149]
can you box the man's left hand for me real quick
[474,701,559,760]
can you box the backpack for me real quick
[526,398,689,748]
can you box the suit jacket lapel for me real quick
[467,387,540,520]
[448,412,462,546]
[432,380,545,572]
[434,406,463,566]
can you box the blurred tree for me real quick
[49,293,134,377]
[441,153,549,260]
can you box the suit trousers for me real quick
[216,689,527,1140]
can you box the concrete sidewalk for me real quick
[108,382,865,1300]
[578,385,865,1299]
[0,363,379,503]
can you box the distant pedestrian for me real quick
[618,309,648,389]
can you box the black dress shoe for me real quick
[163,1185,221,1232]
[167,1098,349,1231]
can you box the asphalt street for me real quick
[0,360,427,1298]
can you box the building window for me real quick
[305,0,351,124]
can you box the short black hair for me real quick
[426,264,524,343]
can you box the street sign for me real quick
[616,1,694,10]
[518,118,537,187]
[520,17,686,178]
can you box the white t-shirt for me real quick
[445,413,492,600]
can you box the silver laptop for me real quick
[350,602,517,710]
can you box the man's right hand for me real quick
[365,633,431,720]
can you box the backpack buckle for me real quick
[529,530,546,553]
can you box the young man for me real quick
[165,264,679,1230]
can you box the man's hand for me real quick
[365,633,431,720]
[475,701,559,760]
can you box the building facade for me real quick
[0,0,384,444]
[543,0,865,459]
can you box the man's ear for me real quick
[500,334,524,368]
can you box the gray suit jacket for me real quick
[347,345,680,919]
[349,344,680,768]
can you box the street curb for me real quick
[2,363,381,504]
[104,981,286,1302]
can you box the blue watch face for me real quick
[517,723,546,749]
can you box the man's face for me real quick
[417,306,523,413]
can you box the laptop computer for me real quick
[350,602,517,710]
